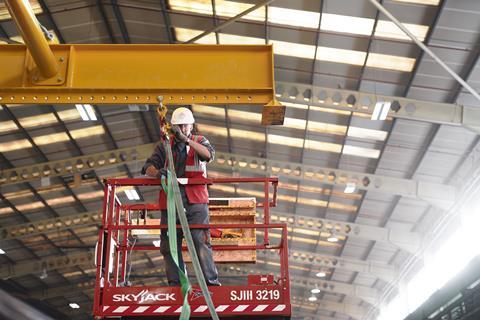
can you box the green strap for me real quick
[162,140,219,320]
[161,173,191,319]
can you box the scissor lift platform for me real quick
[93,177,291,319]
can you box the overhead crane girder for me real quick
[0,44,285,124]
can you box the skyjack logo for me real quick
[112,290,176,303]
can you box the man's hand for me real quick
[146,166,167,179]
[171,125,188,143]
[156,168,168,179]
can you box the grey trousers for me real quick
[160,202,220,286]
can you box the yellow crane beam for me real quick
[0,44,284,124]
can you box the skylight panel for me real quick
[196,123,228,137]
[304,139,343,153]
[192,105,225,118]
[367,53,416,72]
[0,139,32,153]
[375,21,429,41]
[0,120,18,134]
[269,6,319,29]
[0,126,105,152]
[270,40,316,60]
[219,33,264,45]
[321,13,374,36]
[215,0,264,21]
[342,145,380,158]
[347,126,388,141]
[0,1,42,21]
[230,128,265,141]
[307,121,347,136]
[170,0,431,43]
[169,0,213,15]
[283,117,306,130]
[170,0,264,21]
[317,46,366,66]
[0,109,81,134]
[227,109,261,122]
[281,102,308,110]
[174,27,216,44]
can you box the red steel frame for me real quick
[93,177,291,319]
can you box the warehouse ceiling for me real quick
[0,0,479,319]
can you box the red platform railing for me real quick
[93,177,291,319]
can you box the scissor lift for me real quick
[93,177,291,319]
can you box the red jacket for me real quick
[158,135,209,209]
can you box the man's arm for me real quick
[188,138,212,161]
[142,144,166,177]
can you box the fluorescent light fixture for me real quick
[0,249,5,254]
[344,182,356,194]
[308,295,318,302]
[75,104,97,121]
[125,189,140,200]
[327,230,339,243]
[152,240,161,247]
[371,101,391,121]
[311,288,321,294]
[316,271,326,278]
[69,303,80,309]
[393,0,440,5]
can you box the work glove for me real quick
[171,125,188,143]
[156,168,168,179]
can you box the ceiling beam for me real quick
[1,206,420,257]
[291,297,369,320]
[218,265,380,306]
[0,144,456,209]
[270,211,421,254]
[276,81,480,134]
[0,251,95,280]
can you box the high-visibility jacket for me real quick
[158,135,209,209]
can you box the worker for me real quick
[142,107,221,286]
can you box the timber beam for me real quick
[0,144,456,209]
[276,81,480,133]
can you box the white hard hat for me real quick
[171,107,195,125]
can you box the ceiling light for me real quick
[371,101,391,121]
[344,182,356,194]
[69,303,80,309]
[0,249,5,254]
[327,230,338,243]
[393,0,440,5]
[316,271,326,278]
[311,288,321,294]
[152,240,161,247]
[125,189,140,200]
[308,295,317,302]
[75,104,97,121]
